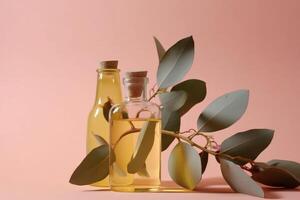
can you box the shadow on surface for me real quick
[82,177,299,198]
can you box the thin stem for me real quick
[112,128,140,149]
[161,130,218,156]
[148,89,159,101]
[161,130,257,166]
[112,126,257,167]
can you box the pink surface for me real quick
[1,0,300,199]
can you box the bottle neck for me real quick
[124,77,148,102]
[94,69,122,105]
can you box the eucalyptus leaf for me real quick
[69,145,109,185]
[127,120,157,173]
[157,36,194,88]
[171,79,206,116]
[161,110,181,151]
[220,159,264,198]
[168,142,202,190]
[103,97,113,122]
[267,159,300,182]
[197,90,249,132]
[154,36,166,61]
[199,151,209,174]
[159,91,187,111]
[220,129,274,165]
[137,163,150,177]
[252,166,299,188]
[93,133,108,146]
[112,162,127,177]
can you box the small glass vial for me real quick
[86,60,122,187]
[109,71,161,192]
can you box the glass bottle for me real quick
[109,71,161,192]
[87,60,122,187]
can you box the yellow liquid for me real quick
[110,118,161,192]
[87,69,122,187]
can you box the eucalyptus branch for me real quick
[161,130,218,155]
[162,130,257,166]
[148,89,159,101]
[112,128,140,149]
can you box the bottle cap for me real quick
[125,71,147,78]
[99,60,118,70]
[124,71,148,98]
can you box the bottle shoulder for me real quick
[110,100,161,119]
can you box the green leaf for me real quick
[197,90,249,132]
[161,110,181,151]
[69,145,109,185]
[154,36,166,61]
[168,142,202,190]
[127,120,157,173]
[157,36,194,88]
[159,91,187,111]
[112,162,127,177]
[267,160,300,182]
[220,129,274,165]
[103,97,113,122]
[93,133,108,146]
[220,159,264,198]
[171,79,206,116]
[137,163,150,177]
[199,151,209,174]
[252,165,299,188]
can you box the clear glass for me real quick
[109,77,161,192]
[86,68,122,187]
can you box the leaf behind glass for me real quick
[137,163,150,177]
[197,90,249,132]
[127,120,157,173]
[93,133,108,146]
[103,97,113,122]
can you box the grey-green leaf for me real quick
[220,129,274,165]
[161,110,181,151]
[69,145,109,185]
[199,151,209,174]
[220,159,264,198]
[197,90,249,132]
[252,166,299,188]
[157,36,194,88]
[154,36,166,61]
[171,79,206,116]
[267,160,300,182]
[137,163,150,177]
[127,120,157,173]
[93,133,108,146]
[159,91,187,111]
[103,97,113,122]
[168,142,202,190]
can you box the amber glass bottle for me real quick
[87,60,122,187]
[109,71,161,192]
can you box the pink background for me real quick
[1,0,299,199]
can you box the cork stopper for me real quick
[125,71,148,98]
[99,60,118,70]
